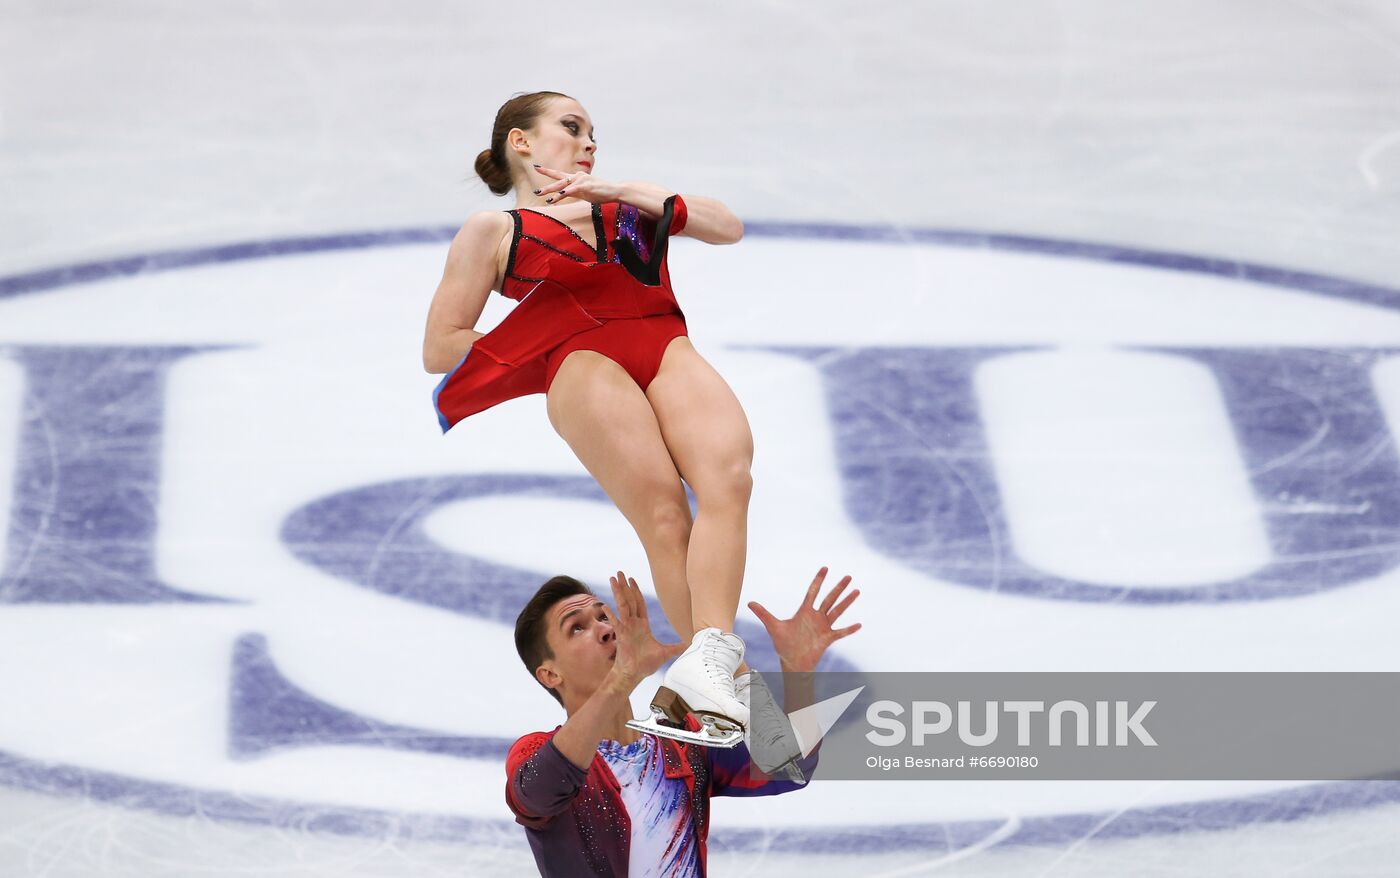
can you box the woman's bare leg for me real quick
[645,337,754,639]
[546,349,695,640]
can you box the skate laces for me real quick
[695,629,743,683]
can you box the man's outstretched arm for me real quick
[710,566,862,797]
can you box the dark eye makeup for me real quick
[561,118,596,143]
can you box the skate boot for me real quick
[626,627,748,748]
[736,670,807,783]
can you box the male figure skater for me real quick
[507,567,862,876]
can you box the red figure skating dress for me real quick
[433,194,689,431]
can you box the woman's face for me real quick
[522,98,597,178]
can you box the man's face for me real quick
[539,594,618,705]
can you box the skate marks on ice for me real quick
[2,222,1400,872]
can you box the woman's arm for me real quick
[615,181,744,245]
[422,211,510,373]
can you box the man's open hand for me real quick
[747,567,862,673]
[606,570,686,692]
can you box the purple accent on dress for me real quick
[613,203,652,265]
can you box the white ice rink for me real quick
[3,1,1400,875]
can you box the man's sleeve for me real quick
[504,732,589,828]
[707,741,821,798]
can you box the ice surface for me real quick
[2,1,1400,875]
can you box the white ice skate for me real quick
[736,670,807,783]
[626,627,748,748]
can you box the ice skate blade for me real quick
[626,716,744,748]
[636,685,746,745]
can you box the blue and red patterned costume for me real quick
[504,716,819,877]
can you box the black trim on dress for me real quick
[591,202,607,262]
[503,210,523,291]
[516,207,598,259]
[521,232,589,263]
[613,194,677,286]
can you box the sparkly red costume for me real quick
[505,717,819,877]
[433,194,690,432]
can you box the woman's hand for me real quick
[606,570,686,691]
[747,567,862,673]
[533,164,621,205]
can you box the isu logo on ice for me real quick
[0,222,1395,841]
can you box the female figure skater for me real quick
[423,91,753,745]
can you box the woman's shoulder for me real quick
[459,209,514,238]
[449,211,514,266]
[445,210,513,255]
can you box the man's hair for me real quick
[515,575,594,706]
